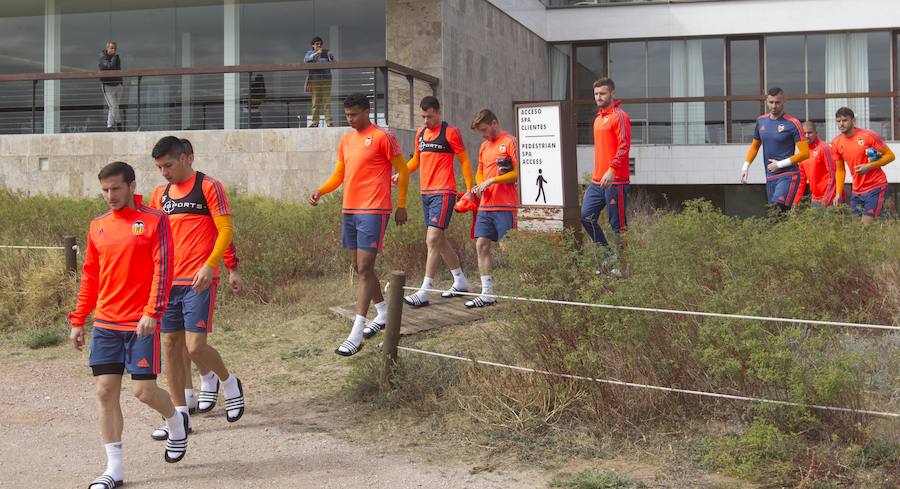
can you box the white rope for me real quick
[0,245,66,250]
[402,286,900,332]
[396,346,900,419]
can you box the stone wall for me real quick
[0,127,416,201]
[440,0,550,155]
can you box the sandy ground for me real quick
[2,354,557,489]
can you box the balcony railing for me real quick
[0,60,438,134]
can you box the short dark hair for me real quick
[179,138,194,156]
[802,120,817,129]
[106,41,117,49]
[311,36,323,45]
[470,108,498,130]
[343,93,370,111]
[767,87,785,97]
[835,106,855,119]
[98,161,135,183]
[593,77,615,91]
[420,96,441,111]
[151,136,185,160]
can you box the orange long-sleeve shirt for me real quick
[794,138,837,206]
[68,195,174,331]
[593,99,632,185]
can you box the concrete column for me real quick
[44,0,61,133]
[328,24,340,127]
[224,0,240,129]
[181,32,193,129]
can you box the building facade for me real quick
[0,0,897,213]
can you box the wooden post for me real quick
[382,270,405,385]
[63,235,77,274]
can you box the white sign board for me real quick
[517,105,564,207]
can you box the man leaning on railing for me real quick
[303,36,335,128]
[99,41,124,132]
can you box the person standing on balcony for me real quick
[739,87,809,211]
[99,42,124,131]
[304,36,335,127]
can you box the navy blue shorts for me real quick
[161,285,217,334]
[342,213,389,253]
[851,186,888,218]
[581,183,628,246]
[89,326,160,379]
[421,193,456,229]
[766,171,801,207]
[474,210,516,241]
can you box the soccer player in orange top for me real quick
[792,121,837,207]
[309,93,409,356]
[465,108,518,308]
[149,136,245,436]
[831,106,895,223]
[581,77,631,276]
[148,138,243,432]
[393,96,474,312]
[68,161,188,489]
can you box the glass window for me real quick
[807,34,826,94]
[766,35,805,95]
[0,3,44,74]
[729,39,761,96]
[549,44,571,100]
[574,44,605,100]
[647,41,669,98]
[702,39,725,97]
[622,103,648,144]
[240,0,385,64]
[867,32,891,93]
[609,42,646,98]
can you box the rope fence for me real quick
[400,286,900,332]
[0,236,79,273]
[376,272,899,420]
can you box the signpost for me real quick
[514,100,580,232]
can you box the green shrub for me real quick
[25,327,66,349]
[344,352,460,412]
[550,470,645,489]
[699,420,800,483]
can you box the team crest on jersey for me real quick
[498,144,506,152]
[602,116,610,124]
[857,138,865,146]
[777,124,785,133]
[131,221,145,235]
[813,150,819,157]
[365,136,373,147]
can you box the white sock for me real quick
[103,442,123,481]
[220,373,242,418]
[373,301,388,324]
[451,267,469,289]
[416,277,434,300]
[184,388,196,409]
[175,405,191,430]
[347,315,366,346]
[165,412,186,440]
[199,371,217,393]
[221,373,240,400]
[480,275,495,301]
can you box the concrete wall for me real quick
[575,143,900,186]
[441,0,550,154]
[0,127,416,200]
[492,0,900,42]
[386,0,550,155]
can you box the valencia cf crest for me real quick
[132,220,145,235]
[777,124,785,133]
[813,150,819,157]
[602,116,610,124]
[498,144,506,152]
[857,138,865,146]
[365,136,373,147]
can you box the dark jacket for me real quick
[99,53,122,85]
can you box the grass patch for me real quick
[25,328,65,349]
[550,470,645,489]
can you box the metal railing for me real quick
[0,60,439,134]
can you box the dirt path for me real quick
[2,356,551,489]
